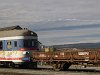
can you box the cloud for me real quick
[0,0,100,23]
[0,0,100,45]
[33,24,100,31]
[36,23,100,45]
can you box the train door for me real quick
[5,40,12,60]
[7,40,12,50]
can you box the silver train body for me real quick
[0,26,38,68]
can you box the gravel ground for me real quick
[0,65,100,75]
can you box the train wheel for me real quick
[52,64,57,70]
[62,62,71,71]
[8,62,16,68]
[28,62,37,69]
[20,62,37,69]
[52,62,61,71]
[0,62,15,68]
[20,62,28,69]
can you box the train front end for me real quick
[11,30,38,68]
[0,27,38,68]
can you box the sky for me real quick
[0,0,100,46]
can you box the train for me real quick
[1,26,100,70]
[0,26,38,68]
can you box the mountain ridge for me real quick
[53,43,100,49]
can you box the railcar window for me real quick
[32,40,38,47]
[24,39,37,47]
[14,41,17,47]
[32,41,34,47]
[0,41,2,49]
[24,40,30,47]
[7,41,12,49]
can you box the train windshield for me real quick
[23,39,38,48]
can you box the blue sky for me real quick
[0,0,100,45]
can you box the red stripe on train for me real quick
[0,57,22,60]
[19,48,38,51]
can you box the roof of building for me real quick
[0,25,22,31]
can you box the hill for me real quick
[53,43,100,49]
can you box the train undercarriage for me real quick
[0,61,37,69]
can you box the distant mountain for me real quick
[53,43,100,49]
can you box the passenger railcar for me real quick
[0,26,38,68]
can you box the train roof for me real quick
[0,26,37,37]
[0,25,22,31]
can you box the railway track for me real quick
[0,66,100,75]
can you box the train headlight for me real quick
[23,51,29,55]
